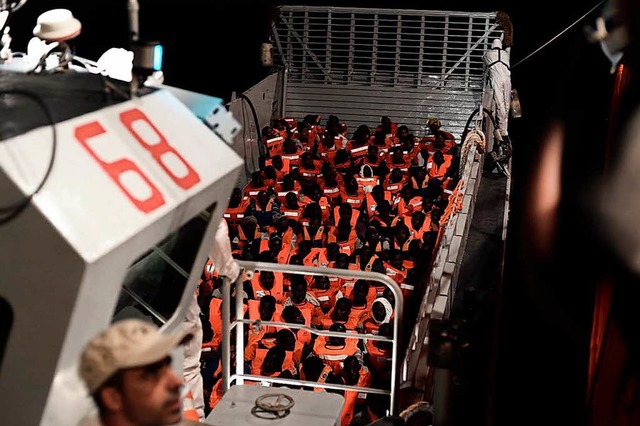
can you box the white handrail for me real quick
[221,260,404,415]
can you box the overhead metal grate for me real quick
[273,6,502,140]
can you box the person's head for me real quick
[427,117,441,134]
[288,254,303,266]
[332,297,352,322]
[359,246,374,270]
[263,165,277,181]
[275,329,296,351]
[229,187,242,207]
[338,202,353,221]
[353,280,370,305]
[336,218,352,241]
[395,223,410,244]
[380,116,392,133]
[432,150,445,167]
[353,124,371,144]
[400,183,413,200]
[256,190,269,208]
[377,199,392,217]
[290,276,308,304]
[259,270,275,290]
[301,152,314,168]
[411,210,426,231]
[365,226,380,244]
[372,297,393,324]
[328,322,347,346]
[251,170,264,186]
[285,191,299,209]
[342,355,362,385]
[274,215,289,233]
[262,126,277,139]
[282,305,305,325]
[314,275,330,290]
[282,173,295,190]
[271,155,283,170]
[79,319,192,425]
[390,250,404,269]
[374,130,387,146]
[283,138,298,154]
[323,131,337,148]
[302,201,321,221]
[334,148,349,165]
[335,253,351,269]
[433,131,446,149]
[297,240,312,258]
[392,147,404,163]
[345,175,359,194]
[326,242,341,262]
[259,295,277,320]
[371,184,384,202]
[302,356,326,382]
[258,250,276,263]
[367,145,379,160]
[268,234,283,254]
[389,168,403,184]
[262,346,286,376]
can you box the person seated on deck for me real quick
[427,150,454,183]
[300,356,333,390]
[265,154,290,183]
[342,355,373,409]
[313,323,362,374]
[248,270,285,303]
[311,275,344,314]
[321,297,359,330]
[347,124,372,162]
[333,148,353,175]
[284,275,324,327]
[363,298,394,335]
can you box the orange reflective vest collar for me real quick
[313,334,359,370]
[244,182,271,198]
[281,205,303,219]
[344,190,365,209]
[396,196,423,217]
[427,154,453,179]
[313,287,342,312]
[302,247,329,268]
[265,136,285,156]
[223,197,250,222]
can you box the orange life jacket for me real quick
[313,333,360,373]
[223,196,250,223]
[265,136,285,156]
[250,272,285,303]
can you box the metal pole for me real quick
[235,275,245,385]
[221,276,231,391]
[127,0,140,43]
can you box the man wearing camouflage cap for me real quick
[78,319,200,425]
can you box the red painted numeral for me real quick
[120,108,200,190]
[75,121,165,213]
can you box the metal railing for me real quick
[221,260,404,415]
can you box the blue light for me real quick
[153,44,163,71]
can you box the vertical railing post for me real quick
[221,276,231,391]
[235,273,245,385]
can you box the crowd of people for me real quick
[194,113,466,425]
